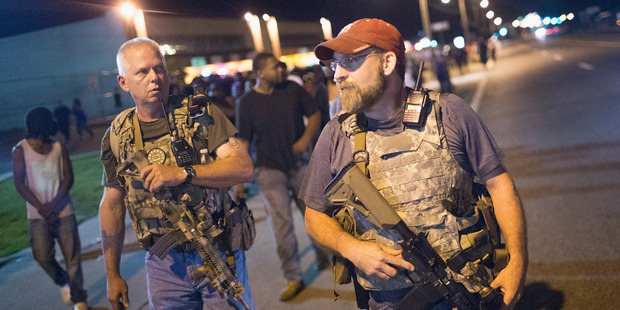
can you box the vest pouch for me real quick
[225,199,256,251]
[332,207,356,285]
[457,207,494,265]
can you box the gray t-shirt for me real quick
[299,93,505,214]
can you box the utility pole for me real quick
[458,0,471,44]
[419,0,432,40]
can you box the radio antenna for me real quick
[160,98,178,141]
[414,61,425,91]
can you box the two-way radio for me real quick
[402,61,430,128]
[160,98,196,167]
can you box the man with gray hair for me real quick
[100,37,256,310]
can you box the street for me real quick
[1,32,619,309]
[468,33,620,309]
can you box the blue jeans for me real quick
[255,163,308,283]
[145,248,255,310]
[29,215,87,303]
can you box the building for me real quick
[0,10,324,131]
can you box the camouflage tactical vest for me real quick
[341,94,476,291]
[109,98,233,250]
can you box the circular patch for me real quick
[147,148,166,165]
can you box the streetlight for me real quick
[119,1,147,38]
[486,10,495,19]
[244,12,264,53]
[320,18,333,40]
[263,14,281,58]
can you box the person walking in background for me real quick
[12,107,88,310]
[71,98,93,140]
[53,100,72,141]
[235,52,328,301]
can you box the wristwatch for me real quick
[183,165,196,183]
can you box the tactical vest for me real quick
[109,99,233,250]
[340,93,477,291]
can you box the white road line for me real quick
[470,77,488,112]
[578,62,594,70]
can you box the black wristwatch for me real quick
[183,165,196,183]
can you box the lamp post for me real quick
[320,18,333,41]
[457,0,470,45]
[119,2,147,39]
[244,13,264,53]
[419,0,433,40]
[263,14,281,58]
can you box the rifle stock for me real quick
[324,162,502,310]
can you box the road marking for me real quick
[578,62,594,70]
[552,54,564,61]
[470,76,488,112]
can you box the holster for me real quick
[225,198,256,251]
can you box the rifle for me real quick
[324,162,503,310]
[121,150,250,310]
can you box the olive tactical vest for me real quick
[341,95,476,291]
[109,100,232,250]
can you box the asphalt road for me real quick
[470,32,620,309]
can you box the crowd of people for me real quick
[12,17,526,310]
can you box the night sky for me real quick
[1,0,618,39]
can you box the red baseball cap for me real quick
[315,18,405,61]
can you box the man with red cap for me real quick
[299,18,527,310]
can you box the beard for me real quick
[339,65,387,114]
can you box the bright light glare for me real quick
[441,0,450,3]
[414,37,431,51]
[201,69,212,77]
[486,11,495,19]
[534,28,547,40]
[560,14,567,22]
[430,40,438,48]
[480,0,488,9]
[494,17,502,25]
[262,14,270,21]
[567,13,574,20]
[160,44,176,55]
[512,20,520,27]
[543,17,551,25]
[499,27,508,36]
[216,67,229,76]
[120,2,136,18]
[453,36,465,49]
[244,12,253,21]
[551,17,558,25]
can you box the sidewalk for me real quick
[0,189,357,310]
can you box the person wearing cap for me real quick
[12,107,88,310]
[299,18,527,310]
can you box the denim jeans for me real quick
[29,215,87,303]
[145,248,255,310]
[255,162,308,283]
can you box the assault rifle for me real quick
[324,162,503,310]
[121,150,250,310]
